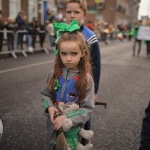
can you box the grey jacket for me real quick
[41,68,95,127]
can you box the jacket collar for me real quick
[62,68,79,80]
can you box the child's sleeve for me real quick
[90,41,101,95]
[40,72,54,113]
[66,74,95,127]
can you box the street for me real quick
[0,40,150,150]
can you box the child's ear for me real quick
[84,12,88,18]
[81,50,85,57]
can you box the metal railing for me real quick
[0,30,54,59]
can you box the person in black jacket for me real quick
[0,14,5,52]
[39,23,46,48]
[5,17,16,51]
[139,101,150,150]
[15,11,25,50]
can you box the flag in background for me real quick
[95,0,101,4]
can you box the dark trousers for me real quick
[133,38,142,56]
[128,35,132,41]
[139,101,150,150]
[0,33,3,52]
[17,32,24,49]
[81,119,91,145]
[7,35,14,51]
[146,41,150,56]
[39,35,45,48]
[32,35,37,48]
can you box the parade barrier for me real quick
[0,30,53,59]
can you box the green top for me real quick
[133,26,139,38]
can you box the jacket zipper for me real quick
[60,70,68,99]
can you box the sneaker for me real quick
[28,47,33,53]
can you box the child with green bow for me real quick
[41,20,95,150]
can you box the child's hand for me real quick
[48,106,59,123]
[53,115,67,130]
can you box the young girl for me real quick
[41,21,95,150]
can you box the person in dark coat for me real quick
[31,17,40,49]
[15,11,25,50]
[0,14,5,52]
[139,101,150,150]
[5,17,16,51]
[39,23,46,48]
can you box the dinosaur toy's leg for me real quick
[76,143,93,150]
[79,128,94,140]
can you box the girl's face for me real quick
[65,3,87,26]
[59,41,84,70]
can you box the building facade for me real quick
[0,0,140,26]
[0,0,56,24]
[56,0,140,26]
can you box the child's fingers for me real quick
[50,113,54,123]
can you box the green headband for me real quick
[53,20,80,55]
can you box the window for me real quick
[57,0,65,8]
[9,0,20,20]
[0,0,2,11]
[28,0,38,22]
[96,0,105,9]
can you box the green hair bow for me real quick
[53,20,80,55]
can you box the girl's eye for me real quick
[60,52,67,56]
[72,52,77,56]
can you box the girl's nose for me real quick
[66,55,71,61]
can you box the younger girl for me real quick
[41,20,95,150]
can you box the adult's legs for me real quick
[17,32,24,50]
[146,41,150,57]
[133,38,137,56]
[137,40,142,56]
[0,34,3,52]
[32,35,37,49]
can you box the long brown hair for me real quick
[47,31,92,103]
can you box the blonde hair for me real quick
[65,0,87,13]
[47,31,92,103]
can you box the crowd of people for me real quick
[1,9,150,58]
[85,18,150,58]
[0,11,56,53]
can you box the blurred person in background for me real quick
[86,20,94,31]
[31,17,40,49]
[145,19,150,58]
[47,9,56,23]
[0,14,5,52]
[94,20,101,41]
[5,17,16,51]
[103,22,110,44]
[117,24,124,41]
[109,24,115,41]
[15,11,26,50]
[25,18,34,52]
[45,20,55,51]
[39,22,46,49]
[132,21,142,57]
[128,24,134,41]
